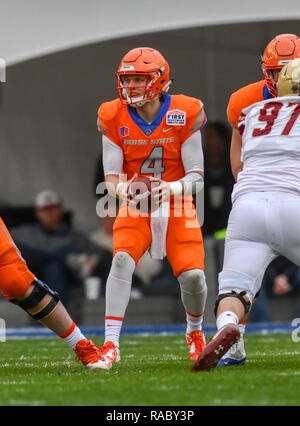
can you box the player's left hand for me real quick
[150,177,171,206]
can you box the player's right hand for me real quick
[116,173,138,207]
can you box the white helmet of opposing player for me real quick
[278,58,300,96]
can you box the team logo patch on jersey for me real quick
[120,126,130,137]
[166,109,186,126]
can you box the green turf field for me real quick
[0,334,300,406]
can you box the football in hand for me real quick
[128,176,157,212]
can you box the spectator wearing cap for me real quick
[11,190,105,303]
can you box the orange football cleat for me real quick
[74,339,106,370]
[186,330,206,360]
[96,341,121,370]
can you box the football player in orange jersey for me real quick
[96,47,208,369]
[0,214,106,369]
[218,33,300,367]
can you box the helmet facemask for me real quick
[117,72,156,107]
[262,60,290,97]
[262,66,279,97]
[117,68,171,107]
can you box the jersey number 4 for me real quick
[253,101,300,137]
[140,146,165,179]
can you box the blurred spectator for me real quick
[262,257,300,299]
[202,121,235,236]
[11,190,105,303]
[250,256,300,321]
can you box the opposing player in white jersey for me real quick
[192,58,300,371]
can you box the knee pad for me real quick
[111,251,135,280]
[178,269,206,294]
[11,279,60,320]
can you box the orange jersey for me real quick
[97,94,206,182]
[227,80,274,129]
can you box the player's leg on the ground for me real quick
[191,296,244,372]
[192,201,279,371]
[219,294,262,366]
[100,208,151,369]
[218,314,248,367]
[178,269,207,360]
[166,205,206,360]
[211,197,277,370]
[216,249,275,367]
[192,249,275,371]
[13,280,106,370]
[96,251,135,369]
[0,218,105,370]
[192,262,274,372]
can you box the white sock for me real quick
[60,322,86,349]
[186,311,204,334]
[105,317,123,347]
[216,311,239,331]
[239,322,246,336]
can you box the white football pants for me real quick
[219,191,300,303]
